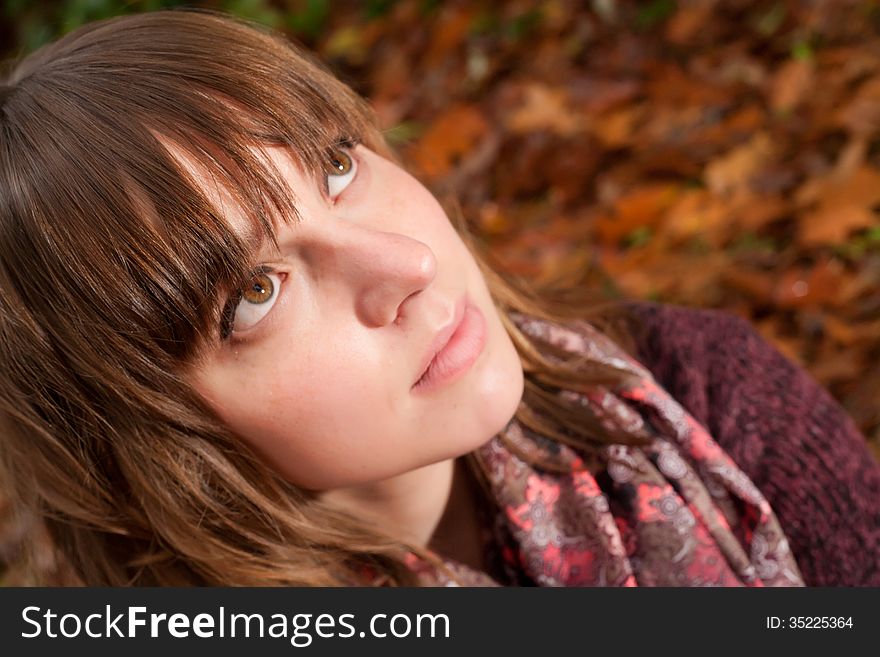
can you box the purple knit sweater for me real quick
[623,301,880,586]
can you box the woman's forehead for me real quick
[155,134,305,257]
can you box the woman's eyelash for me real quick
[218,264,274,341]
[219,292,241,342]
[321,137,360,195]
[336,136,358,150]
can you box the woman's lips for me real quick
[413,295,465,384]
[412,299,487,393]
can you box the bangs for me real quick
[0,9,385,371]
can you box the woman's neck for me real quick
[427,457,488,572]
[317,456,488,572]
[318,457,456,546]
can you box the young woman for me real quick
[0,9,876,587]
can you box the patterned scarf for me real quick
[405,311,806,587]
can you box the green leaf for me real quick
[623,226,652,248]
[754,2,786,37]
[285,0,330,38]
[791,39,814,61]
[635,0,676,30]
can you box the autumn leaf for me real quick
[663,189,731,246]
[835,76,880,136]
[664,4,713,45]
[408,104,489,179]
[773,258,851,308]
[592,105,645,148]
[592,184,681,245]
[505,83,584,137]
[799,204,876,246]
[704,132,774,196]
[795,165,880,209]
[769,58,815,114]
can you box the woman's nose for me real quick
[301,222,437,327]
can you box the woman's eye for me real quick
[324,147,357,200]
[221,268,282,339]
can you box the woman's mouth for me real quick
[412,300,487,393]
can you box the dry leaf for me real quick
[506,83,584,137]
[592,184,681,245]
[665,5,713,45]
[834,75,880,135]
[799,204,876,246]
[810,345,863,384]
[770,58,815,113]
[796,165,880,209]
[663,189,731,246]
[822,314,880,346]
[591,105,644,147]
[730,194,790,232]
[755,318,806,366]
[721,268,776,304]
[705,132,774,196]
[773,258,850,309]
[408,104,489,178]
[424,5,476,67]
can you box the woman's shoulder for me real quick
[613,299,795,438]
[615,299,880,586]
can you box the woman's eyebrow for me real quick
[239,219,288,266]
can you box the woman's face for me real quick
[188,144,524,491]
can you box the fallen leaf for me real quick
[796,164,880,207]
[769,58,815,113]
[774,258,851,308]
[730,194,790,232]
[721,268,776,304]
[424,5,477,67]
[408,104,489,178]
[705,132,774,196]
[592,184,681,245]
[665,4,713,45]
[506,83,584,137]
[834,75,880,135]
[755,318,807,366]
[799,204,876,246]
[810,344,863,384]
[591,105,645,147]
[822,314,880,346]
[663,189,731,246]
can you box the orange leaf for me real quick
[797,165,880,210]
[755,318,806,366]
[592,184,680,245]
[663,189,731,246]
[408,104,489,179]
[834,76,880,135]
[810,345,863,384]
[730,194,790,232]
[769,59,815,113]
[505,83,584,137]
[774,258,850,308]
[591,105,644,148]
[721,268,775,304]
[424,5,476,67]
[665,5,713,45]
[799,204,876,246]
[704,132,774,196]
[822,314,880,346]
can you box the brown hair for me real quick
[0,9,648,586]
